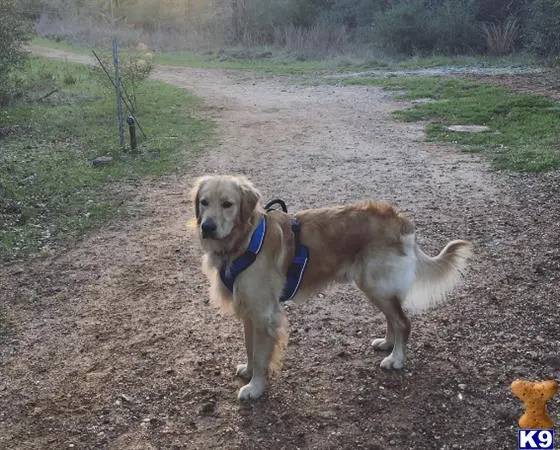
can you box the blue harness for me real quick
[219,203,309,302]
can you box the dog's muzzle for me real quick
[201,219,217,239]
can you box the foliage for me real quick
[524,0,560,57]
[481,18,519,55]
[371,0,483,55]
[91,47,154,113]
[22,0,560,57]
[0,0,34,98]
[0,57,213,260]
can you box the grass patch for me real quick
[343,76,560,172]
[393,54,539,70]
[1,56,213,261]
[153,49,540,74]
[32,36,92,54]
[0,308,12,338]
[155,50,331,74]
[33,36,541,75]
[32,37,335,74]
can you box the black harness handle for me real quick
[262,198,308,301]
[264,198,288,213]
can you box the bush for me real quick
[524,0,560,57]
[372,0,483,55]
[316,0,388,28]
[481,17,519,55]
[90,49,154,113]
[475,0,528,24]
[0,0,33,94]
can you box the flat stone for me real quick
[543,356,560,369]
[92,156,113,166]
[411,98,440,104]
[20,173,37,185]
[446,125,490,133]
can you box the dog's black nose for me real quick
[201,219,217,238]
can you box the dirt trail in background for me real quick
[1,47,559,449]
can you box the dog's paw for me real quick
[237,380,265,401]
[235,364,253,381]
[380,354,404,370]
[372,338,393,351]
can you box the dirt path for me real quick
[1,48,559,450]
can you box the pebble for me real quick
[92,156,113,166]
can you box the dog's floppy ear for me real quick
[190,176,210,224]
[237,176,262,224]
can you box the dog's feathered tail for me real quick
[404,239,472,313]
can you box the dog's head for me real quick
[190,175,262,251]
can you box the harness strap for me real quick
[219,199,309,302]
[219,215,267,292]
[264,199,288,213]
[280,218,309,302]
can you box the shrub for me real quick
[274,22,349,57]
[524,0,560,57]
[374,0,483,55]
[372,0,483,55]
[481,17,519,55]
[0,0,33,96]
[431,0,483,54]
[475,0,528,24]
[91,49,154,113]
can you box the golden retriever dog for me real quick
[190,174,472,401]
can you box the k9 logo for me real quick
[518,430,555,450]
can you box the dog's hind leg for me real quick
[375,296,410,370]
[237,309,282,401]
[357,280,411,370]
[372,317,395,351]
[235,315,254,381]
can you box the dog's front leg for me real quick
[237,314,277,401]
[235,315,253,380]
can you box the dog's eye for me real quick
[222,201,233,208]
[200,199,209,206]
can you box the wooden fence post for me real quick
[126,115,137,152]
[112,38,125,148]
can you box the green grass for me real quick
[0,56,213,260]
[343,76,560,172]
[393,54,539,70]
[152,49,540,74]
[32,37,334,74]
[155,50,332,74]
[0,308,11,338]
[32,36,92,54]
[33,36,542,75]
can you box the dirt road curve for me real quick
[2,47,559,449]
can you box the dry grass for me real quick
[481,18,519,55]
[275,24,349,58]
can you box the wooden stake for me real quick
[112,38,124,148]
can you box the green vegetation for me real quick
[344,76,560,172]
[27,0,557,58]
[392,54,539,70]
[153,50,543,74]
[32,36,91,54]
[0,308,11,338]
[0,56,213,260]
[153,49,331,74]
[0,0,33,97]
[32,36,541,76]
[30,37,353,74]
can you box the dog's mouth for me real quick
[201,230,231,241]
[202,230,217,239]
